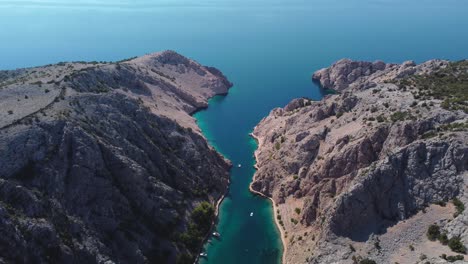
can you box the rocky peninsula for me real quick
[252,59,468,263]
[0,51,232,263]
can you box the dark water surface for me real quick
[1,1,468,263]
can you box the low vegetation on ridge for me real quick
[394,60,468,113]
[178,202,215,262]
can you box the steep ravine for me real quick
[0,51,232,264]
[252,59,468,264]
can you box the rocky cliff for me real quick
[252,59,468,263]
[0,51,232,264]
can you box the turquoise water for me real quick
[2,1,468,263]
[194,97,283,264]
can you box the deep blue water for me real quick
[1,1,468,263]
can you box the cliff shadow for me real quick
[336,217,400,242]
[312,78,337,98]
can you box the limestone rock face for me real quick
[0,51,231,264]
[253,59,468,264]
[330,140,466,239]
[312,59,392,91]
[312,58,448,92]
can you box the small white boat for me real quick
[212,232,220,237]
[250,212,253,216]
[199,252,207,257]
[238,164,242,168]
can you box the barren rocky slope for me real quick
[0,51,232,264]
[252,59,468,263]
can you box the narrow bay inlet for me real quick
[194,96,283,264]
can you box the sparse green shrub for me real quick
[396,61,468,113]
[179,202,214,250]
[427,224,440,241]
[178,223,202,250]
[452,198,465,216]
[439,233,449,245]
[275,142,281,150]
[439,122,468,132]
[448,237,466,254]
[116,56,137,63]
[191,202,214,230]
[295,208,301,214]
[376,115,386,123]
[441,99,451,110]
[359,259,377,264]
[441,253,465,262]
[421,131,437,139]
[390,111,408,122]
[446,255,465,262]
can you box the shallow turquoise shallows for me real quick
[2,1,468,263]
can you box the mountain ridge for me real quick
[251,58,468,264]
[0,50,232,264]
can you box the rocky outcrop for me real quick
[330,139,465,239]
[312,59,390,91]
[252,59,468,263]
[312,58,448,92]
[0,51,232,264]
